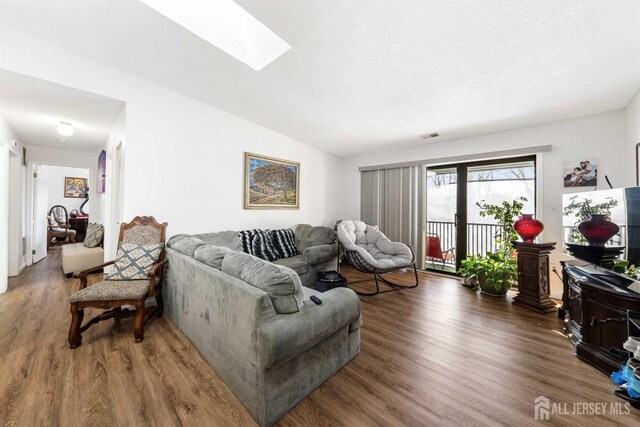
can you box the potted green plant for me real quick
[458,197,526,296]
[459,250,517,296]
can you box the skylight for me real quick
[139,0,291,71]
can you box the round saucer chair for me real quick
[337,220,419,295]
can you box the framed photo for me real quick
[97,150,106,193]
[563,158,597,188]
[64,177,88,198]
[244,152,300,209]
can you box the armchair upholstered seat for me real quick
[69,280,150,303]
[337,220,419,295]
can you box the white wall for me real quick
[38,165,90,214]
[340,110,632,298]
[626,89,640,185]
[1,24,340,260]
[0,114,25,291]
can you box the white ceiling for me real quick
[1,0,639,157]
[0,70,125,151]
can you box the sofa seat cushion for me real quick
[257,287,361,369]
[69,280,149,303]
[271,255,309,276]
[222,251,304,314]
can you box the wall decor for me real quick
[244,152,300,209]
[64,177,88,198]
[97,150,106,193]
[636,142,639,186]
[563,158,598,188]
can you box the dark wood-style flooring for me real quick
[1,248,639,426]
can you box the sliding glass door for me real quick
[425,156,536,274]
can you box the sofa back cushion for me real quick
[294,224,335,252]
[193,230,243,251]
[222,251,304,314]
[271,228,298,258]
[194,244,233,270]
[169,237,206,257]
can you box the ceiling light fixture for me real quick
[138,0,291,71]
[57,121,74,137]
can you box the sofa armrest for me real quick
[256,287,361,369]
[303,244,338,265]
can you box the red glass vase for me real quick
[514,214,543,242]
[577,214,619,247]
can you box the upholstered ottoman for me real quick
[62,243,104,277]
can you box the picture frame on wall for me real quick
[244,152,300,209]
[636,143,640,186]
[563,158,598,188]
[97,150,106,193]
[64,177,88,198]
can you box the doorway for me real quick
[29,164,90,264]
[425,156,536,273]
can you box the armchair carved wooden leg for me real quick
[68,304,84,349]
[134,301,145,343]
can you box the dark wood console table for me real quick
[69,216,89,243]
[560,260,640,374]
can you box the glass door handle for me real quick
[454,213,460,228]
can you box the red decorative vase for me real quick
[514,214,544,242]
[577,214,619,247]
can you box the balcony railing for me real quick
[426,221,629,271]
[426,221,505,268]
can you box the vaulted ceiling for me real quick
[1,0,639,156]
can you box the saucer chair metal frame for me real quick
[337,225,419,296]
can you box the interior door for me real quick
[32,164,47,263]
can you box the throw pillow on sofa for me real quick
[251,229,280,262]
[83,223,104,248]
[238,229,260,254]
[271,228,298,258]
[105,242,164,280]
[221,251,304,314]
[239,229,280,262]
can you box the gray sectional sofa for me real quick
[163,224,361,426]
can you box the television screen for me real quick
[562,187,640,269]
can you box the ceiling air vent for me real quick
[421,133,439,139]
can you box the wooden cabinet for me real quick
[561,260,640,374]
[69,217,89,242]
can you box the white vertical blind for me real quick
[361,166,426,269]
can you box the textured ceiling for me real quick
[1,0,639,156]
[0,70,125,150]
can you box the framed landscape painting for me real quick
[64,177,88,198]
[244,152,300,209]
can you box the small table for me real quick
[511,240,557,314]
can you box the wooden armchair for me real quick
[47,205,76,248]
[68,216,168,349]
